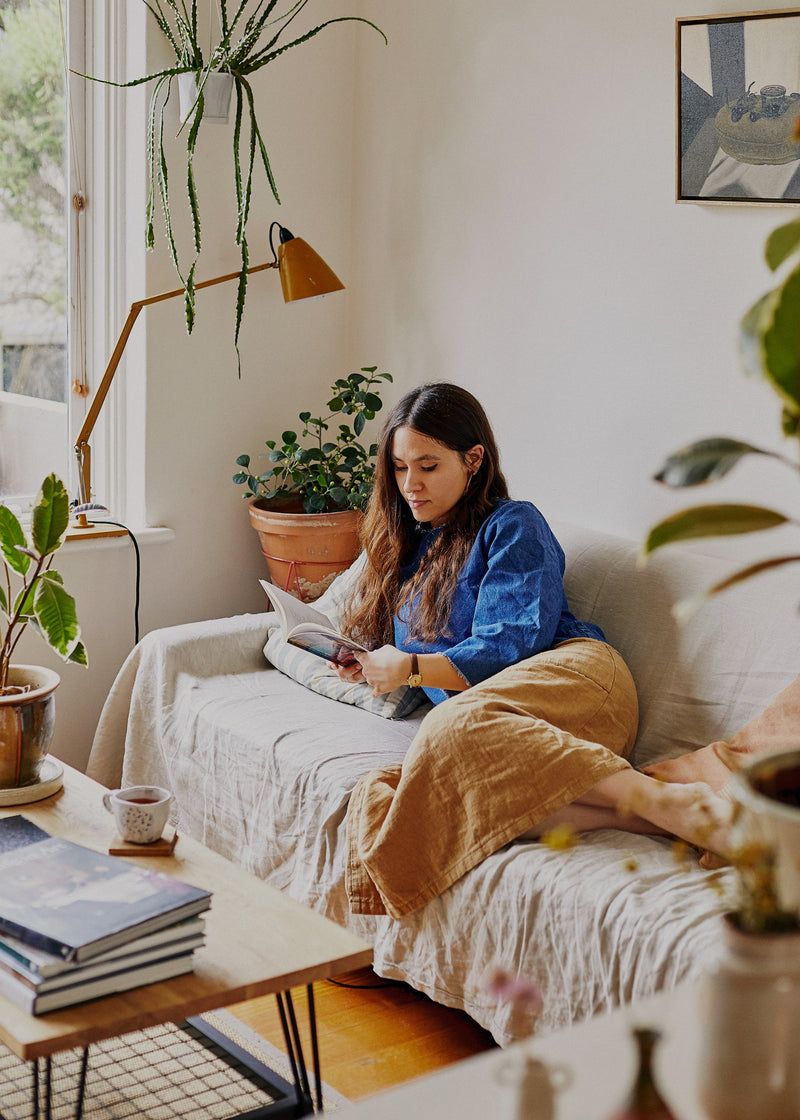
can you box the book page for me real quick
[259,579,335,638]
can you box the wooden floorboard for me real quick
[227,967,497,1101]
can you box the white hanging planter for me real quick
[178,71,234,125]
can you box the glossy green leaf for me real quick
[642,504,788,557]
[68,640,88,667]
[0,505,30,575]
[739,289,776,382]
[33,578,80,660]
[653,438,776,488]
[755,264,800,414]
[765,217,800,271]
[31,474,69,559]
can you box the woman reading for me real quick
[336,382,731,918]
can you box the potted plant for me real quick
[78,0,386,352]
[233,366,392,600]
[0,474,86,788]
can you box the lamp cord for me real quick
[93,521,141,647]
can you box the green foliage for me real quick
[77,0,386,360]
[0,0,65,239]
[646,217,800,611]
[0,0,66,318]
[233,367,392,513]
[0,474,86,692]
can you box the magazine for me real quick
[260,579,367,666]
[0,816,211,962]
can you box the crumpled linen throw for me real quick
[346,637,639,918]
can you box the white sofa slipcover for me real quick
[86,520,800,1045]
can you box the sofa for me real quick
[85,519,800,1046]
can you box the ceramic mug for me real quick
[730,747,800,920]
[102,785,172,844]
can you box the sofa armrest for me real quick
[86,611,275,787]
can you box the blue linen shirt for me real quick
[393,499,605,705]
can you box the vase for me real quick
[699,914,800,1120]
[178,71,233,124]
[248,498,362,601]
[0,666,60,788]
[609,1029,677,1120]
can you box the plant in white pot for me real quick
[233,366,392,600]
[78,0,386,352]
[0,474,86,788]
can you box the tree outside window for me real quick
[0,0,68,502]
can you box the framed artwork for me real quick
[677,9,800,203]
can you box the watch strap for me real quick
[407,652,423,688]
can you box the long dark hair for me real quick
[342,382,509,646]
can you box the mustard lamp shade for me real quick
[72,221,344,530]
[274,224,345,302]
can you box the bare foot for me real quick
[643,743,734,793]
[634,780,734,857]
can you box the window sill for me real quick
[64,525,175,550]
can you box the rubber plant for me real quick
[233,366,392,512]
[642,215,800,613]
[0,475,86,694]
[79,0,386,356]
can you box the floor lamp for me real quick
[72,223,344,534]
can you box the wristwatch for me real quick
[407,653,423,689]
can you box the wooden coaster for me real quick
[108,826,178,857]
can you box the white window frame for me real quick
[68,0,146,524]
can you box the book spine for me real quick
[0,916,70,961]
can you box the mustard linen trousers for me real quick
[345,637,639,918]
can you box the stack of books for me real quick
[0,815,211,1015]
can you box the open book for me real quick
[260,580,367,666]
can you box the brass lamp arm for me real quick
[73,260,280,516]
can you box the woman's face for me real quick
[390,426,483,527]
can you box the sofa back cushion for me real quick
[552,521,800,769]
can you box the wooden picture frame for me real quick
[677,8,800,204]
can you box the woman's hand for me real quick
[356,646,412,696]
[332,646,411,696]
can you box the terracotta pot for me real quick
[0,665,60,788]
[248,498,362,601]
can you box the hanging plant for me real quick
[77,1,386,357]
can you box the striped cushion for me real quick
[263,554,429,720]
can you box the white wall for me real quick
[348,0,799,541]
[37,0,800,772]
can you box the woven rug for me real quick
[0,1007,350,1119]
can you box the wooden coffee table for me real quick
[0,764,373,1117]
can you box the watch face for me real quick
[408,673,423,688]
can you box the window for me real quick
[0,0,73,503]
